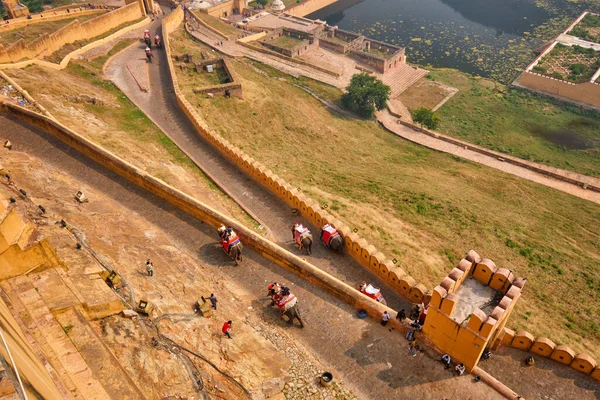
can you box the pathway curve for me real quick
[377,109,600,204]
[104,16,412,314]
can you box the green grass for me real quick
[268,35,304,50]
[171,32,600,359]
[0,14,102,47]
[423,68,600,177]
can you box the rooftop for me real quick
[245,12,323,33]
[451,277,502,325]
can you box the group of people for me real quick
[144,29,161,63]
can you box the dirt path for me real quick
[0,113,508,400]
[377,109,600,205]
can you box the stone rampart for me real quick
[285,0,338,17]
[0,3,143,63]
[0,8,107,33]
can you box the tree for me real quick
[341,73,390,118]
[412,107,440,130]
[255,0,268,8]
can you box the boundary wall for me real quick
[0,3,144,63]
[0,17,150,69]
[285,0,338,17]
[492,327,600,381]
[165,8,427,304]
[0,7,109,33]
[517,71,600,109]
[390,119,600,193]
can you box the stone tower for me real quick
[1,0,30,18]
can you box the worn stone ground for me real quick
[481,347,599,400]
[0,114,506,399]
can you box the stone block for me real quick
[591,366,600,381]
[440,293,458,315]
[501,327,515,346]
[498,296,512,310]
[430,286,447,308]
[440,277,456,293]
[511,330,534,350]
[551,345,576,365]
[344,232,358,252]
[512,277,527,289]
[377,259,393,279]
[490,306,504,322]
[388,266,406,285]
[360,244,376,268]
[480,317,497,338]
[423,289,433,305]
[489,268,514,293]
[530,337,556,357]
[370,252,385,272]
[505,285,521,300]
[473,259,497,285]
[466,249,481,265]
[571,354,597,374]
[457,258,472,273]
[398,275,416,297]
[409,283,427,303]
[467,308,486,331]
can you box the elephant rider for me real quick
[267,282,280,306]
[320,223,340,247]
[292,223,311,249]
[273,286,297,314]
[218,225,240,254]
[154,34,161,47]
[145,47,153,62]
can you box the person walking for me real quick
[222,320,232,339]
[146,259,154,277]
[381,311,390,326]
[208,293,218,310]
[396,309,406,321]
[408,338,417,357]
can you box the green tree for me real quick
[341,73,390,118]
[255,0,268,8]
[412,107,440,130]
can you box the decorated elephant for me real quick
[291,223,312,255]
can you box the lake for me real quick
[308,0,589,82]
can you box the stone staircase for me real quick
[381,63,429,98]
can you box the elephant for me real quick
[282,304,304,328]
[291,225,312,255]
[228,242,243,266]
[218,227,243,266]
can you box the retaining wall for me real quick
[517,71,600,109]
[0,8,107,33]
[0,3,143,63]
[285,0,338,17]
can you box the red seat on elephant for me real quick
[294,224,310,245]
[221,232,240,254]
[321,224,339,246]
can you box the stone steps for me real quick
[54,308,146,400]
[1,276,111,399]
[381,64,429,97]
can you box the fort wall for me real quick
[0,3,144,63]
[517,71,600,109]
[285,0,339,17]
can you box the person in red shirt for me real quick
[222,321,232,339]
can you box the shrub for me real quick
[569,63,587,75]
[532,66,547,73]
[550,71,564,80]
[412,107,441,130]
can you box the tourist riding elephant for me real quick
[218,226,243,266]
[269,284,305,328]
[291,224,312,255]
[321,224,343,253]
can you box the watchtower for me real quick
[422,250,526,371]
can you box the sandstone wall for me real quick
[0,8,107,33]
[0,3,143,63]
[286,0,338,17]
[518,71,600,109]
